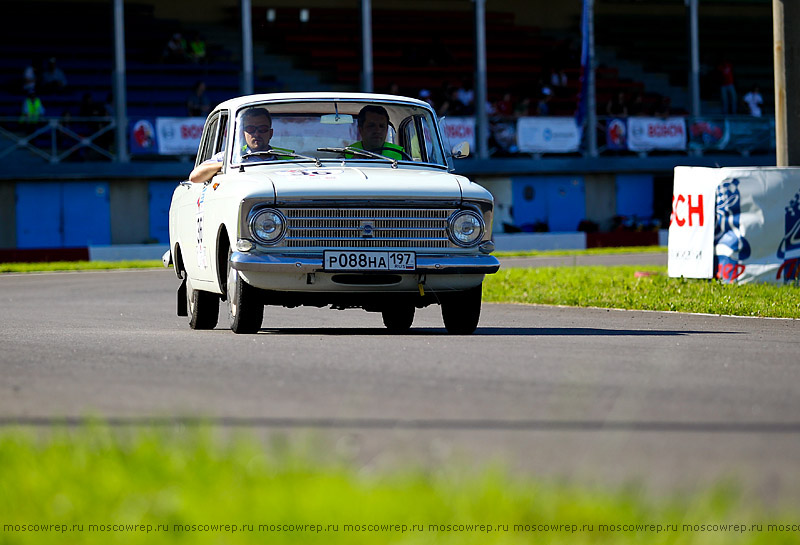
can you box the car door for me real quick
[178,111,227,284]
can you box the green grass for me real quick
[0,261,163,273]
[0,426,796,544]
[484,266,800,318]
[495,246,667,257]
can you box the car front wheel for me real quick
[441,284,482,335]
[226,262,264,334]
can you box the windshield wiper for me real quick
[241,149,321,167]
[317,146,398,168]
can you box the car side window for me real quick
[215,113,228,157]
[401,115,431,162]
[197,114,220,165]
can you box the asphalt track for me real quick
[1,258,799,503]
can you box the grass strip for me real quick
[494,246,667,257]
[484,266,800,318]
[0,426,794,544]
[0,261,163,273]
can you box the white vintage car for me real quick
[164,93,499,334]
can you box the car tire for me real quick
[441,283,482,335]
[187,280,220,330]
[381,305,415,333]
[227,263,263,334]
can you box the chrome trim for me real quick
[280,207,456,249]
[230,252,500,275]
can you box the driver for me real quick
[189,107,278,184]
[346,105,405,160]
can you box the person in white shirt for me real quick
[743,85,763,117]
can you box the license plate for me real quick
[324,251,416,271]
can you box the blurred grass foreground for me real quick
[1,426,798,545]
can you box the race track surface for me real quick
[1,267,799,502]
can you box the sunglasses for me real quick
[244,124,271,134]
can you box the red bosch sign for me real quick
[671,194,704,227]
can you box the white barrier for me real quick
[89,244,170,262]
[494,232,586,251]
[668,166,800,284]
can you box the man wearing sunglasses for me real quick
[189,107,278,183]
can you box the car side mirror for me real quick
[451,141,470,159]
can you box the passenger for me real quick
[189,107,276,184]
[347,105,405,160]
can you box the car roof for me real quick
[214,92,430,112]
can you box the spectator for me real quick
[418,88,434,108]
[536,87,552,116]
[187,81,211,117]
[653,96,672,117]
[605,91,628,117]
[743,85,763,117]
[163,33,188,63]
[78,92,103,118]
[549,67,568,91]
[494,93,514,118]
[188,32,207,64]
[22,61,37,94]
[628,92,645,116]
[20,91,45,124]
[455,80,475,114]
[437,87,465,117]
[718,58,737,115]
[41,57,68,94]
[513,96,532,118]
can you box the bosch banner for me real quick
[627,117,686,152]
[669,166,800,284]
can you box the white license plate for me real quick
[324,251,416,271]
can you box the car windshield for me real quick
[230,100,447,168]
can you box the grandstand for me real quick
[0,0,778,256]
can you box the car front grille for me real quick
[281,207,455,248]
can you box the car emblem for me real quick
[359,220,375,238]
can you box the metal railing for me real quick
[0,116,116,163]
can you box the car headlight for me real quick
[249,208,286,244]
[448,210,484,247]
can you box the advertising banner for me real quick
[668,167,718,278]
[516,117,581,153]
[129,118,157,155]
[688,117,775,152]
[155,117,205,155]
[628,117,686,152]
[440,117,476,152]
[129,117,205,155]
[605,118,627,150]
[669,166,800,284]
[688,118,727,150]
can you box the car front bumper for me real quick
[230,251,501,275]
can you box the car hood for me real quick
[263,166,464,204]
